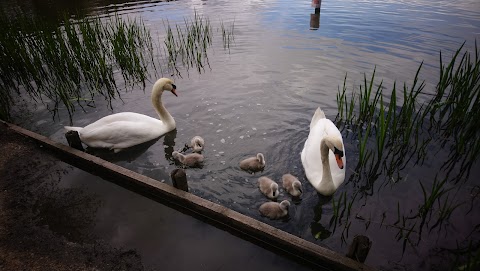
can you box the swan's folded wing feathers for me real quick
[309,107,326,130]
[80,121,160,149]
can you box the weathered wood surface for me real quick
[170,168,189,192]
[3,121,375,271]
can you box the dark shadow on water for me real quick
[310,193,333,240]
[312,193,333,221]
[162,129,177,161]
[85,130,179,163]
[291,196,303,205]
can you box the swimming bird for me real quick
[64,78,178,153]
[189,136,205,153]
[258,176,279,200]
[301,107,346,196]
[172,151,204,167]
[239,153,266,173]
[282,173,303,197]
[259,200,290,220]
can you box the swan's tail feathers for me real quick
[64,126,82,133]
[310,107,326,130]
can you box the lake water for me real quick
[5,0,480,270]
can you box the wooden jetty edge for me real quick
[4,121,375,271]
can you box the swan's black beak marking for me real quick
[334,147,344,169]
[334,147,344,157]
[171,84,178,97]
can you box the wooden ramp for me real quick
[3,121,375,271]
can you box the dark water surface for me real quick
[5,0,480,270]
[58,166,315,271]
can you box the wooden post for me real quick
[170,168,188,192]
[65,131,84,151]
[346,235,371,263]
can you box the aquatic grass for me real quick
[108,14,155,88]
[335,65,427,197]
[329,190,358,242]
[451,241,480,271]
[424,41,480,182]
[0,12,156,122]
[334,42,479,254]
[161,12,235,77]
[220,19,235,52]
[162,11,214,77]
[416,176,454,240]
[0,10,236,121]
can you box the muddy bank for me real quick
[0,123,145,271]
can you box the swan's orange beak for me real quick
[171,84,178,97]
[335,154,344,169]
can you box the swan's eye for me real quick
[334,147,344,157]
[171,84,177,89]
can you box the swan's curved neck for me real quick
[320,138,335,194]
[151,84,175,129]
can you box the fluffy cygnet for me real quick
[258,176,279,200]
[282,173,303,197]
[239,153,265,173]
[172,151,204,167]
[189,136,205,153]
[259,200,290,220]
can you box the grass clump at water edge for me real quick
[326,41,480,266]
[0,13,156,123]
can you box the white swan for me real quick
[258,176,279,200]
[64,78,178,153]
[259,200,290,220]
[301,107,346,196]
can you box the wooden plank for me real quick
[3,121,375,271]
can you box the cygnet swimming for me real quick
[172,151,204,167]
[258,176,279,200]
[189,136,205,153]
[259,200,290,220]
[282,173,303,197]
[239,153,265,173]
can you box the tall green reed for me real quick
[162,11,213,77]
[336,64,427,194]
[332,42,479,255]
[425,41,480,182]
[0,13,156,122]
[220,19,235,52]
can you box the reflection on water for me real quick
[85,136,162,162]
[5,0,480,270]
[0,0,174,22]
[310,0,321,30]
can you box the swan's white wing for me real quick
[79,113,167,149]
[301,116,328,189]
[82,112,159,130]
